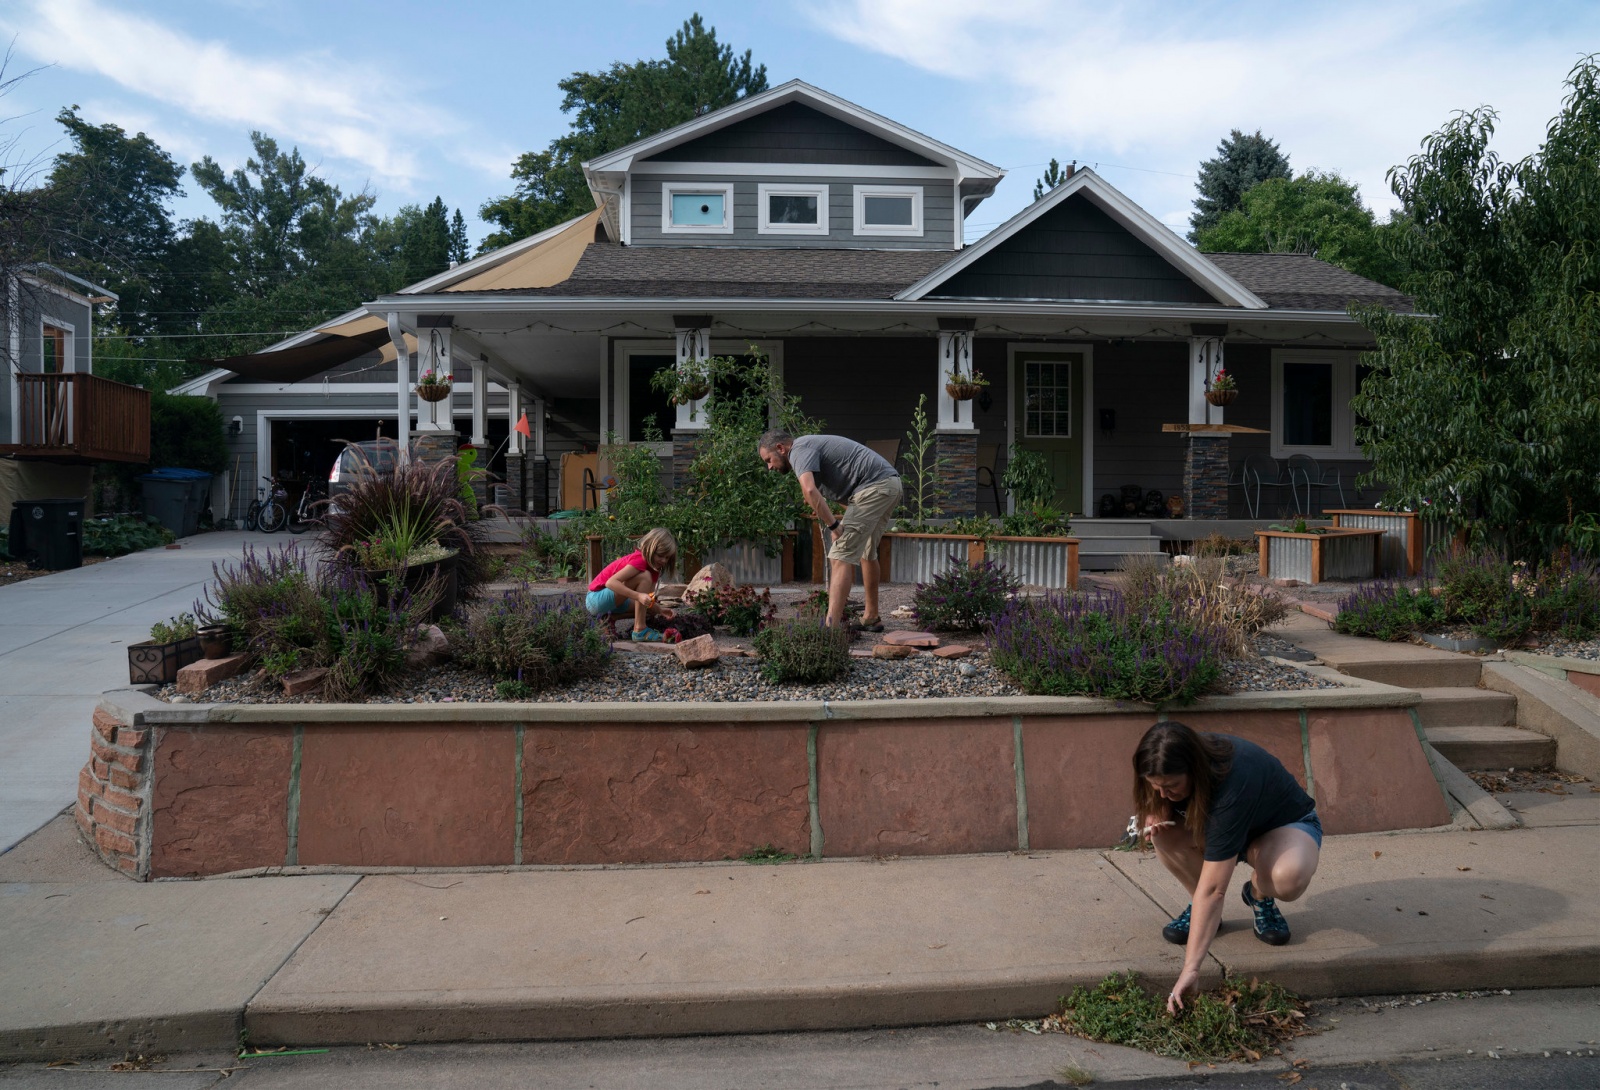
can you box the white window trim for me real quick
[611,339,785,449]
[1270,349,1363,458]
[40,316,76,374]
[1020,356,1073,440]
[853,184,923,237]
[660,182,735,235]
[757,182,829,235]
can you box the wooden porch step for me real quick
[1424,725,1557,770]
[1413,687,1517,729]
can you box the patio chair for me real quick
[1229,453,1292,518]
[863,439,902,472]
[1287,453,1346,515]
[975,443,1003,514]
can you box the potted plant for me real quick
[661,359,714,421]
[128,612,203,684]
[1204,367,1237,407]
[197,622,232,659]
[945,369,990,402]
[415,368,454,403]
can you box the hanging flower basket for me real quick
[417,383,452,403]
[1205,389,1238,407]
[670,380,711,405]
[945,382,983,402]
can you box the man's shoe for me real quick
[1162,904,1192,945]
[1241,880,1291,945]
[857,618,884,633]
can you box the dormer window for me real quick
[854,185,922,237]
[758,183,828,235]
[662,182,734,234]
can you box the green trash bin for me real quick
[139,468,212,538]
[8,498,85,571]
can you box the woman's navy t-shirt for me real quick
[1170,735,1315,862]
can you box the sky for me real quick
[1,0,1596,249]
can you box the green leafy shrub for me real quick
[989,591,1226,703]
[515,522,587,581]
[148,612,198,644]
[752,620,851,684]
[84,515,173,557]
[1333,582,1443,641]
[1000,446,1054,509]
[450,587,611,691]
[684,582,775,636]
[148,393,229,473]
[1529,555,1600,638]
[999,505,1070,538]
[912,557,1019,631]
[1055,972,1311,1063]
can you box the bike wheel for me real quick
[257,500,288,533]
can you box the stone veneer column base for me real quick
[933,430,979,518]
[671,429,705,496]
[410,431,459,467]
[1184,435,1230,519]
[504,453,524,511]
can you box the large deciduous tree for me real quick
[1352,57,1600,555]
[480,14,766,248]
[1188,129,1291,239]
[1193,170,1408,288]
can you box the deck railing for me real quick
[3,373,151,463]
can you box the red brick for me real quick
[90,737,141,772]
[116,727,149,748]
[91,803,139,835]
[99,784,142,813]
[78,766,104,799]
[115,857,139,875]
[176,653,251,695]
[108,766,142,791]
[75,803,93,835]
[92,758,111,780]
[94,825,136,856]
[92,709,122,743]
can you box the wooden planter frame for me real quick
[1255,526,1384,584]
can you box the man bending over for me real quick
[758,430,903,631]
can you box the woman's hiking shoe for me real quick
[1162,904,1192,945]
[630,627,664,643]
[857,618,885,633]
[1241,880,1291,945]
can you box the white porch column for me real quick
[674,324,711,430]
[386,311,411,459]
[936,329,975,430]
[1188,335,1225,426]
[507,380,523,455]
[470,355,488,446]
[416,316,454,432]
[533,397,546,458]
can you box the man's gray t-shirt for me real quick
[787,435,897,502]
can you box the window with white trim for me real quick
[1270,350,1371,458]
[1023,358,1073,438]
[661,182,734,234]
[757,183,828,235]
[853,185,922,236]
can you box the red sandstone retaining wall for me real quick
[82,689,1453,880]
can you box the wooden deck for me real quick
[0,373,151,463]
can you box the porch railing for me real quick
[3,372,151,463]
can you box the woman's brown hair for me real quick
[1132,721,1234,847]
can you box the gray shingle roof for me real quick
[462,243,1411,312]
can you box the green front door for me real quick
[1014,350,1084,516]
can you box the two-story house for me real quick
[182,80,1410,563]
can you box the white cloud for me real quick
[7,0,466,185]
[816,0,1589,219]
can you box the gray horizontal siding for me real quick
[631,174,954,250]
[641,102,939,167]
[931,194,1216,304]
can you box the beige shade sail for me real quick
[443,210,601,292]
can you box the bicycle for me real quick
[286,479,326,535]
[245,476,289,533]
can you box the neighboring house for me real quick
[185,80,1410,558]
[1,265,151,517]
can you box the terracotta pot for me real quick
[945,382,982,402]
[416,383,452,403]
[198,625,231,660]
[1205,389,1238,407]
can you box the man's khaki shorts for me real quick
[827,476,903,564]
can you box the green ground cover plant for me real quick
[752,620,851,683]
[84,515,175,556]
[448,587,611,693]
[683,582,775,636]
[1332,581,1444,641]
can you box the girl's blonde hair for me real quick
[638,527,678,572]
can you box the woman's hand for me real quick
[1167,966,1201,1014]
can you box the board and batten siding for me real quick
[640,102,939,167]
[630,174,955,250]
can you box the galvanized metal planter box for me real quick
[1324,510,1424,576]
[879,532,1079,589]
[1255,526,1384,584]
[587,534,796,585]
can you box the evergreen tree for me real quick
[1032,158,1070,201]
[1189,129,1291,240]
[448,208,470,266]
[480,14,766,249]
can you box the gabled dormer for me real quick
[582,81,1004,250]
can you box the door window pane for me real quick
[1282,362,1333,446]
[628,354,676,441]
[670,192,725,227]
[863,195,913,226]
[767,193,818,225]
[1023,358,1073,437]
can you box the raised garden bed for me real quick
[875,531,1080,589]
[1324,510,1424,577]
[1256,526,1384,584]
[586,533,797,585]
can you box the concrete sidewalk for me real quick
[0,532,281,851]
[3,816,1596,1062]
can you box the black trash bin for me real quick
[8,498,85,571]
[138,468,212,538]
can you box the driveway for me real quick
[0,531,290,852]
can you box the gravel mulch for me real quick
[1524,635,1600,660]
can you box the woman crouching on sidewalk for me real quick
[1134,721,1323,1014]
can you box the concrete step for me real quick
[1076,537,1165,553]
[1071,520,1154,537]
[1331,657,1484,690]
[1413,686,1517,729]
[1425,725,1557,770]
[1080,548,1167,571]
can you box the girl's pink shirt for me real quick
[589,550,660,592]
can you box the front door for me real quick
[1013,350,1085,515]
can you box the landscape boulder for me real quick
[405,625,450,670]
[932,644,972,659]
[883,631,940,649]
[872,643,916,660]
[685,563,733,601]
[674,634,720,669]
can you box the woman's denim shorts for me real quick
[584,588,619,616]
